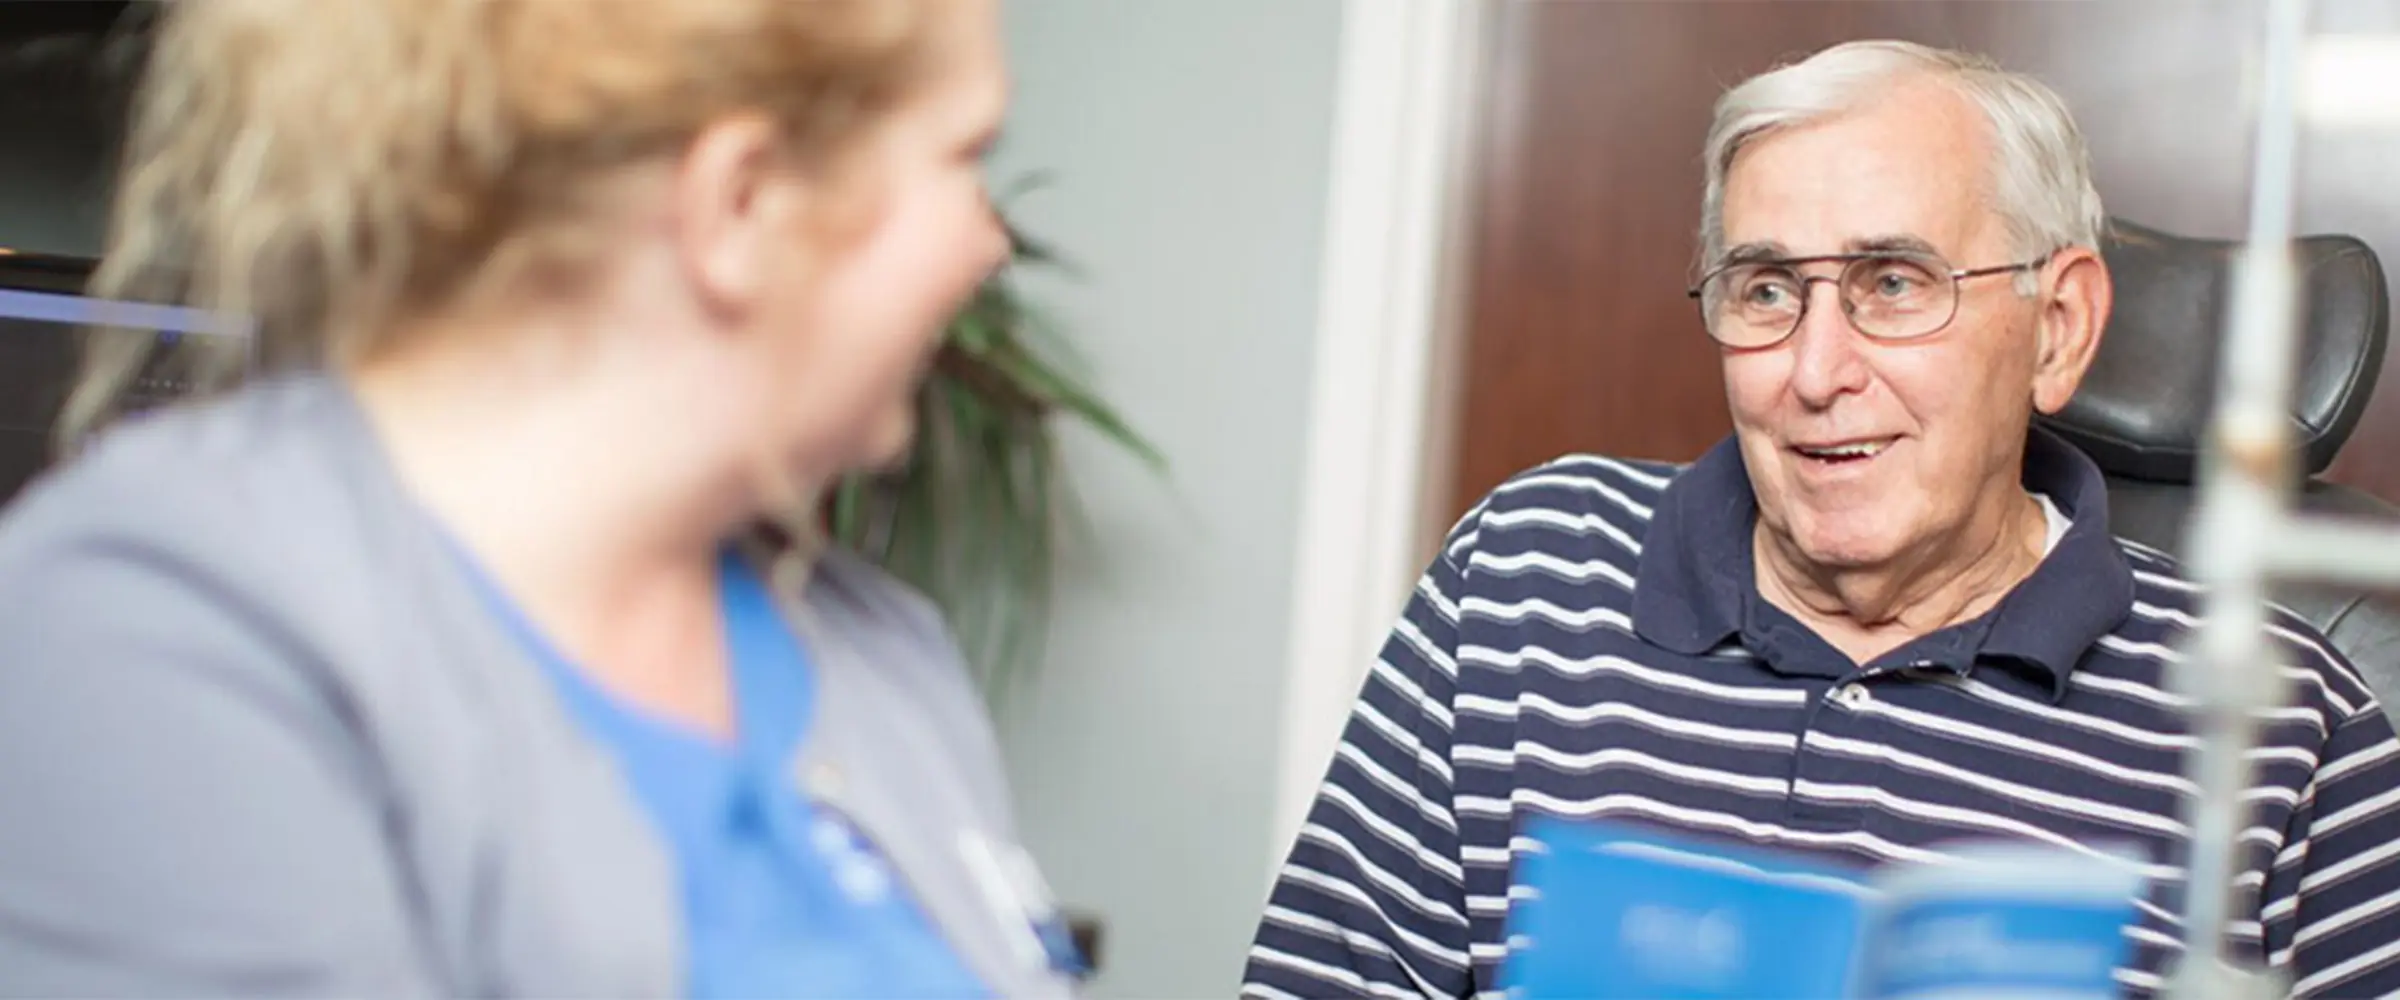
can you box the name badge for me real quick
[958,831,1092,981]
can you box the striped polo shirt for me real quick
[1244,428,2400,999]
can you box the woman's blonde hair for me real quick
[62,0,944,445]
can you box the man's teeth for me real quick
[1800,440,1889,459]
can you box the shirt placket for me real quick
[1784,668,1890,832]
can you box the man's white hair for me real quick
[1699,40,2107,290]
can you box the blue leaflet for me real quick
[1502,818,1873,999]
[1859,841,2148,1000]
[1502,818,2145,1000]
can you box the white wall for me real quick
[987,0,1347,995]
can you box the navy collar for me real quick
[1630,426,2135,701]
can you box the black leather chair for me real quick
[2036,218,2400,717]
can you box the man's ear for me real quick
[671,113,800,325]
[2030,245,2113,415]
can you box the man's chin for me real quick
[1777,513,1906,573]
[1793,540,1898,573]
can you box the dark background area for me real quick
[0,0,155,502]
[0,0,146,259]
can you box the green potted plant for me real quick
[828,199,1159,704]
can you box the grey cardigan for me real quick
[0,376,1074,998]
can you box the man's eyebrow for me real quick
[1718,241,1789,266]
[1846,234,1944,257]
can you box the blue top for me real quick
[475,549,988,999]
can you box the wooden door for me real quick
[1446,0,2400,519]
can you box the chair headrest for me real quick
[2036,218,2389,482]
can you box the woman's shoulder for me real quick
[0,378,678,997]
[0,375,423,690]
[803,547,987,701]
[0,375,379,568]
[0,375,403,800]
[799,548,1014,775]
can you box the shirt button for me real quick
[1833,684,1872,708]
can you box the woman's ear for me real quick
[671,113,798,323]
[2031,246,2113,415]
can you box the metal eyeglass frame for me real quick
[1684,251,2050,348]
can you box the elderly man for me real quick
[1244,40,2400,999]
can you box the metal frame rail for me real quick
[2171,0,2396,996]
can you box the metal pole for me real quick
[2171,0,2310,996]
[2266,519,2400,589]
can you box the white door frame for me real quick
[1268,0,1490,867]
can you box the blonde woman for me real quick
[0,0,1078,996]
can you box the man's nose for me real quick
[1785,277,1872,408]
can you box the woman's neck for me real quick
[347,327,776,738]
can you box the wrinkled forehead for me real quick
[1717,77,2008,266]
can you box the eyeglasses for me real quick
[1686,251,2049,349]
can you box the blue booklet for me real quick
[1500,818,2148,1000]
